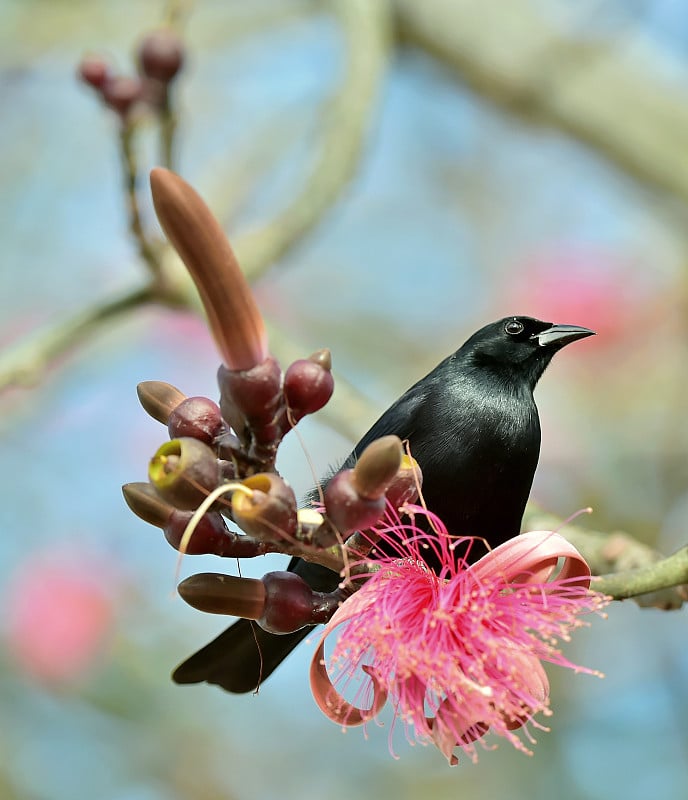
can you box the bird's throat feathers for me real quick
[463,348,555,392]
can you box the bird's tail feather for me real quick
[172,618,312,694]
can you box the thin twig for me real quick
[523,506,687,609]
[593,546,688,603]
[159,91,177,170]
[119,125,163,280]
[394,0,688,210]
[164,0,193,29]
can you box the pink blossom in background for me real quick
[310,507,608,765]
[504,246,666,346]
[4,549,117,685]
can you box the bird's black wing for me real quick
[172,380,435,693]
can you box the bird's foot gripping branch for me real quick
[124,169,609,766]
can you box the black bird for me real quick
[173,316,594,693]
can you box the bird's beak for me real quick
[532,324,595,348]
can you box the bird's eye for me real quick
[504,319,525,336]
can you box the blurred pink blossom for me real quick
[5,550,117,685]
[505,246,665,345]
[310,507,608,765]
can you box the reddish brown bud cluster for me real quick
[123,170,424,657]
[77,29,184,120]
[126,371,420,633]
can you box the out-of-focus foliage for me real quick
[2,1,688,798]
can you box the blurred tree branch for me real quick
[523,506,688,608]
[394,0,688,208]
[0,0,389,397]
[228,0,391,282]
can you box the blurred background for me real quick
[2,0,688,798]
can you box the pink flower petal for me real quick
[310,638,388,725]
[470,530,591,589]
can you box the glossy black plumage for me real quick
[172,316,594,693]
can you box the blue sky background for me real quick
[2,2,688,799]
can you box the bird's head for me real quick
[464,316,595,387]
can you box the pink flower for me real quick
[504,246,666,348]
[5,551,116,685]
[310,507,608,765]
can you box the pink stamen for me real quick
[310,505,608,765]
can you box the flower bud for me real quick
[137,380,186,424]
[122,481,173,528]
[168,396,225,445]
[122,482,266,556]
[178,573,266,619]
[148,437,221,510]
[78,55,109,89]
[138,29,184,83]
[231,474,297,542]
[101,75,142,116]
[324,471,386,537]
[283,350,334,422]
[164,510,241,556]
[218,357,283,427]
[150,168,268,371]
[257,571,317,634]
[352,436,403,500]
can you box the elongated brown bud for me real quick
[148,437,221,510]
[178,570,340,632]
[150,168,268,370]
[353,436,403,500]
[122,481,174,527]
[122,484,266,556]
[137,380,186,424]
[178,573,266,618]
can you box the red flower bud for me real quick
[385,453,422,509]
[138,29,184,83]
[101,75,142,116]
[168,396,225,445]
[283,350,334,421]
[324,471,386,536]
[258,571,315,634]
[218,357,282,426]
[78,55,109,89]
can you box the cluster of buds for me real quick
[78,28,184,120]
[121,169,607,766]
[123,168,422,636]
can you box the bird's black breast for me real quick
[402,372,541,545]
